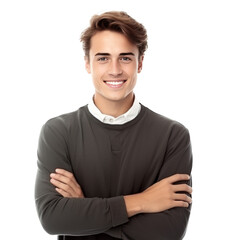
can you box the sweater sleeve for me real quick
[35,121,129,236]
[117,123,193,240]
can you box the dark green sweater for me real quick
[35,104,192,240]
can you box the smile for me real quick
[104,80,126,88]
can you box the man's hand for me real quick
[124,174,192,217]
[50,169,84,198]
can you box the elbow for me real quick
[41,221,57,235]
[38,209,61,235]
[36,198,63,235]
[41,224,58,235]
[168,207,191,239]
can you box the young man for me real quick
[35,11,192,240]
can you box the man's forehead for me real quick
[89,30,138,55]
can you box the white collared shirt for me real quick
[88,98,141,125]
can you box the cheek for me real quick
[91,66,107,88]
[123,63,138,76]
[91,63,106,78]
[128,68,138,82]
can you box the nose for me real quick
[108,60,123,76]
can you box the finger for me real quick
[173,184,192,194]
[54,170,81,189]
[167,174,190,184]
[55,188,71,198]
[50,173,72,185]
[172,200,190,208]
[173,193,192,204]
[55,169,74,178]
[50,178,75,195]
[50,173,81,192]
[50,173,84,196]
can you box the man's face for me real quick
[85,30,143,104]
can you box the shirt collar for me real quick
[88,97,141,125]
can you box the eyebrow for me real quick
[95,52,135,56]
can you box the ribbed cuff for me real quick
[108,196,129,227]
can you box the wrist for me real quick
[123,193,143,217]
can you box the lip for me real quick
[104,80,127,89]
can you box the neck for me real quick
[93,93,135,118]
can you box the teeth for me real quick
[106,81,124,85]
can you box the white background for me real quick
[1,0,239,239]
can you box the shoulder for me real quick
[143,105,188,129]
[42,105,87,134]
[142,105,190,139]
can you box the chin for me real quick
[107,93,133,103]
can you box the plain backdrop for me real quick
[0,0,239,239]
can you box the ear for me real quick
[84,56,91,74]
[137,55,144,73]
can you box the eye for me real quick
[120,57,132,62]
[97,57,109,62]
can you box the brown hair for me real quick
[80,11,148,59]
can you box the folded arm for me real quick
[121,124,193,240]
[122,124,193,239]
[35,122,129,236]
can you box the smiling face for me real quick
[85,30,143,108]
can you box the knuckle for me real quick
[182,184,190,192]
[182,184,188,191]
[175,174,182,180]
[162,178,168,184]
[66,178,71,184]
[176,173,182,178]
[65,185,71,191]
[185,185,192,193]
[179,201,188,208]
[170,174,178,182]
[183,195,189,201]
[169,188,174,197]
[169,200,175,208]
[57,175,63,181]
